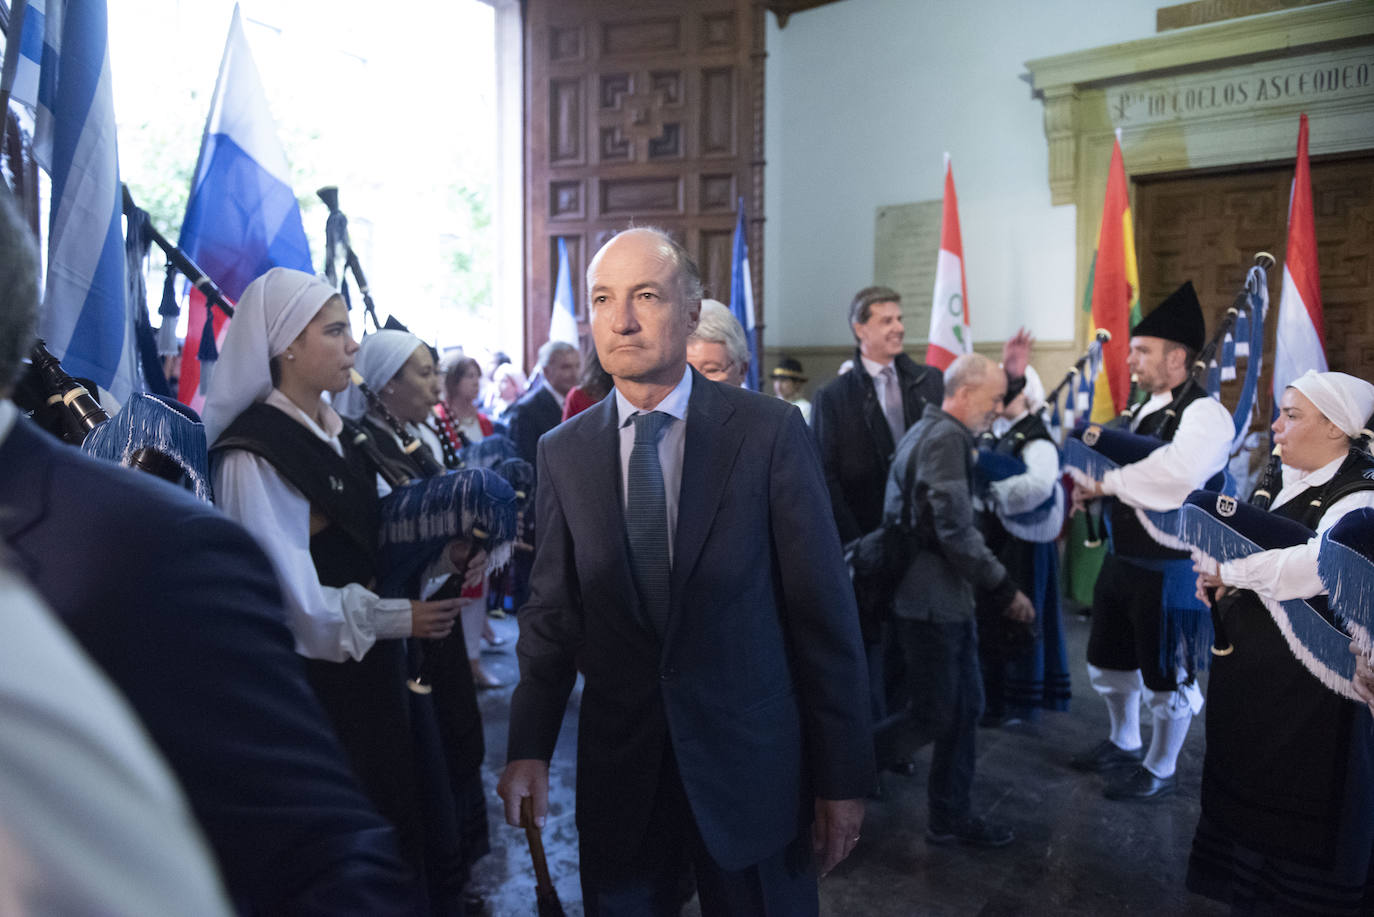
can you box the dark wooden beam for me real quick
[767,0,847,29]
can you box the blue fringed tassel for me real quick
[1062,437,1119,481]
[1159,559,1213,673]
[197,307,218,395]
[81,393,212,501]
[157,264,180,356]
[1320,509,1374,639]
[376,467,518,597]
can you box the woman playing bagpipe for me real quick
[974,365,1071,725]
[333,329,516,914]
[201,269,487,913]
[1184,370,1374,916]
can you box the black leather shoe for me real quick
[1104,765,1177,801]
[1069,739,1144,773]
[926,816,1015,848]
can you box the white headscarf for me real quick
[332,329,426,421]
[201,268,340,444]
[1289,370,1374,440]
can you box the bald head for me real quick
[941,353,1005,434]
[587,228,703,397]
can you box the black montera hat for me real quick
[771,357,807,381]
[1131,280,1205,353]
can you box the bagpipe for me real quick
[81,392,213,501]
[1178,491,1370,701]
[973,440,1064,544]
[318,186,397,334]
[1060,253,1275,549]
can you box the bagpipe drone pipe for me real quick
[1178,491,1366,700]
[973,447,1065,544]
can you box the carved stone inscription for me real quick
[874,200,942,340]
[1111,48,1373,125]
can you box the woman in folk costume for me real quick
[430,354,502,467]
[1189,370,1374,916]
[334,332,499,903]
[976,365,1070,724]
[203,268,483,913]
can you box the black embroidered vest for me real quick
[211,403,380,588]
[1110,382,1213,560]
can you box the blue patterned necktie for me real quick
[627,411,672,636]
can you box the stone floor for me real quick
[470,611,1229,917]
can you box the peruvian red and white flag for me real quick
[926,154,971,371]
[1273,113,1327,406]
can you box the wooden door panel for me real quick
[1136,155,1374,430]
[525,0,764,368]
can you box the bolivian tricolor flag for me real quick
[1084,132,1141,423]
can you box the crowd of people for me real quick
[3,181,1374,916]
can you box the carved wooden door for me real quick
[1135,155,1374,425]
[524,0,765,369]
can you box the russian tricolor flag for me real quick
[176,4,312,404]
[1272,113,1326,408]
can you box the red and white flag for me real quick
[926,154,971,371]
[1273,113,1326,405]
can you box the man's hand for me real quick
[1351,642,1374,716]
[410,597,461,639]
[498,759,550,828]
[1069,475,1103,516]
[812,797,864,878]
[1192,555,1228,607]
[447,540,489,591]
[1004,590,1036,623]
[1002,327,1035,380]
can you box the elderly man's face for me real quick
[687,339,744,386]
[544,350,582,397]
[589,231,699,388]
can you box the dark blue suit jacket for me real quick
[0,418,418,915]
[507,370,874,871]
[504,384,563,467]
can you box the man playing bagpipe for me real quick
[1067,281,1234,800]
[1185,371,1374,915]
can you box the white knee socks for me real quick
[1088,665,1144,751]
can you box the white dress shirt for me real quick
[1101,390,1235,512]
[615,366,693,563]
[860,354,902,418]
[1218,453,1374,601]
[213,390,413,662]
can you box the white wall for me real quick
[763,0,1162,350]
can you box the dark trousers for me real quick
[897,618,984,827]
[579,743,818,917]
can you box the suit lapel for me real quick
[576,395,647,629]
[667,375,743,640]
[856,368,894,457]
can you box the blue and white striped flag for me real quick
[28,0,138,405]
[0,0,46,109]
[729,198,758,391]
[548,237,578,345]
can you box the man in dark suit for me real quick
[0,191,417,915]
[504,338,581,465]
[810,286,944,766]
[497,228,873,915]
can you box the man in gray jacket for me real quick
[885,353,1035,847]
